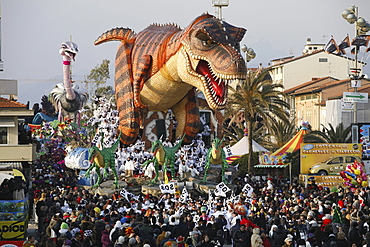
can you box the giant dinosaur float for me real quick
[95,13,247,145]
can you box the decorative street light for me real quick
[342,5,370,124]
[241,44,256,72]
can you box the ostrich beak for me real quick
[60,41,79,61]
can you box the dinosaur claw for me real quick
[134,99,147,109]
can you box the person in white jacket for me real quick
[251,227,264,247]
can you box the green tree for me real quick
[85,59,110,98]
[304,123,351,143]
[264,119,298,151]
[227,69,290,172]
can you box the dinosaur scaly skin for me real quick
[202,138,229,184]
[95,14,247,145]
[85,135,121,188]
[142,137,184,184]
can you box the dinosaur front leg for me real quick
[111,163,119,189]
[221,152,229,184]
[201,152,212,183]
[133,55,152,109]
[171,87,200,144]
[94,167,102,187]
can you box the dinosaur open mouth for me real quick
[90,154,96,164]
[196,60,227,106]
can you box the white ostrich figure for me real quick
[49,41,88,122]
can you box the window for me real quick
[0,127,7,144]
[329,157,343,164]
[319,58,328,62]
[306,95,312,100]
[312,94,318,99]
[300,96,305,101]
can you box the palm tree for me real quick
[227,69,290,172]
[262,119,297,151]
[304,123,351,143]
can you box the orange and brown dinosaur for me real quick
[95,13,247,145]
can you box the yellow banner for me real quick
[301,143,362,174]
[0,221,26,240]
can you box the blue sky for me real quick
[1,0,370,105]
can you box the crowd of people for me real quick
[113,135,207,180]
[24,98,370,247]
[28,142,370,247]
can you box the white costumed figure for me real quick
[144,161,155,179]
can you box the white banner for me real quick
[159,182,176,194]
[223,145,233,157]
[179,187,188,203]
[242,183,254,197]
[120,188,138,201]
[214,182,230,197]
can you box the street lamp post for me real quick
[241,44,256,73]
[342,5,370,124]
[212,0,229,20]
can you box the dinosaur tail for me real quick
[115,41,140,145]
[94,28,136,45]
[95,28,140,145]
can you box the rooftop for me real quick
[0,97,28,108]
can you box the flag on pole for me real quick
[338,35,350,54]
[324,36,339,54]
[351,35,370,47]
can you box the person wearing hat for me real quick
[251,227,264,247]
[57,222,72,246]
[282,236,293,247]
[101,224,113,247]
[82,229,94,247]
[114,236,125,247]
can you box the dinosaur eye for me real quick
[202,39,216,47]
[195,30,215,47]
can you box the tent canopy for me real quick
[230,136,269,156]
[271,126,308,157]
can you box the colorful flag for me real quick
[338,35,350,54]
[352,35,370,47]
[324,37,339,53]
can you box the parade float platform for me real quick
[82,177,230,197]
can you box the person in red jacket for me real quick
[241,216,260,229]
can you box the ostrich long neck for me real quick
[63,55,76,100]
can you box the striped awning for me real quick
[271,126,308,157]
[254,164,288,168]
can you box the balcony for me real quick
[0,144,36,162]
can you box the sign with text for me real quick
[300,143,362,174]
[343,92,368,103]
[214,182,230,197]
[0,221,26,240]
[242,183,254,197]
[159,182,176,194]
